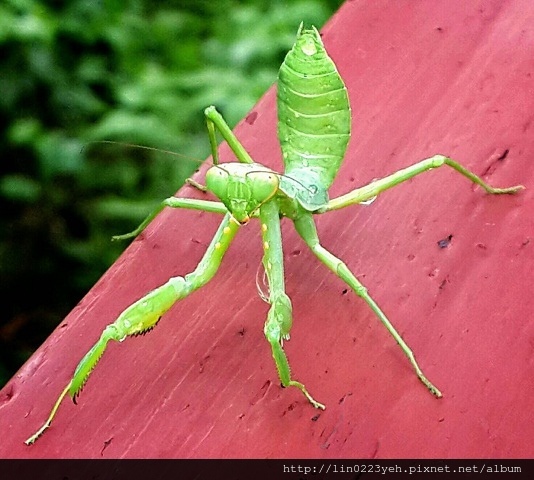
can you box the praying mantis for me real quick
[25,24,523,445]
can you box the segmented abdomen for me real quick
[277,26,350,194]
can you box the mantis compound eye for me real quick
[205,165,230,200]
[246,171,280,204]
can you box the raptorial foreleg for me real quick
[25,213,239,445]
[259,201,325,409]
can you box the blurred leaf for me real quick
[0,174,42,202]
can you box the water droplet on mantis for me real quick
[359,195,377,206]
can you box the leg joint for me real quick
[430,154,447,168]
[264,292,293,341]
[336,262,367,296]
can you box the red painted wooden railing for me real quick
[1,0,533,458]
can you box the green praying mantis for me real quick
[25,24,523,445]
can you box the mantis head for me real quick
[206,163,279,223]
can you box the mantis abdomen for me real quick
[277,25,351,199]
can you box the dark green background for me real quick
[0,0,344,388]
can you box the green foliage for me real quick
[0,0,344,387]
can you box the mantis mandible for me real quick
[25,24,524,445]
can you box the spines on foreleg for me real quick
[24,277,187,445]
[69,277,188,401]
[26,214,239,445]
[70,332,109,402]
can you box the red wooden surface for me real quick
[1,0,533,458]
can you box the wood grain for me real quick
[1,0,532,458]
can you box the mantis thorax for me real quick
[205,163,279,223]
